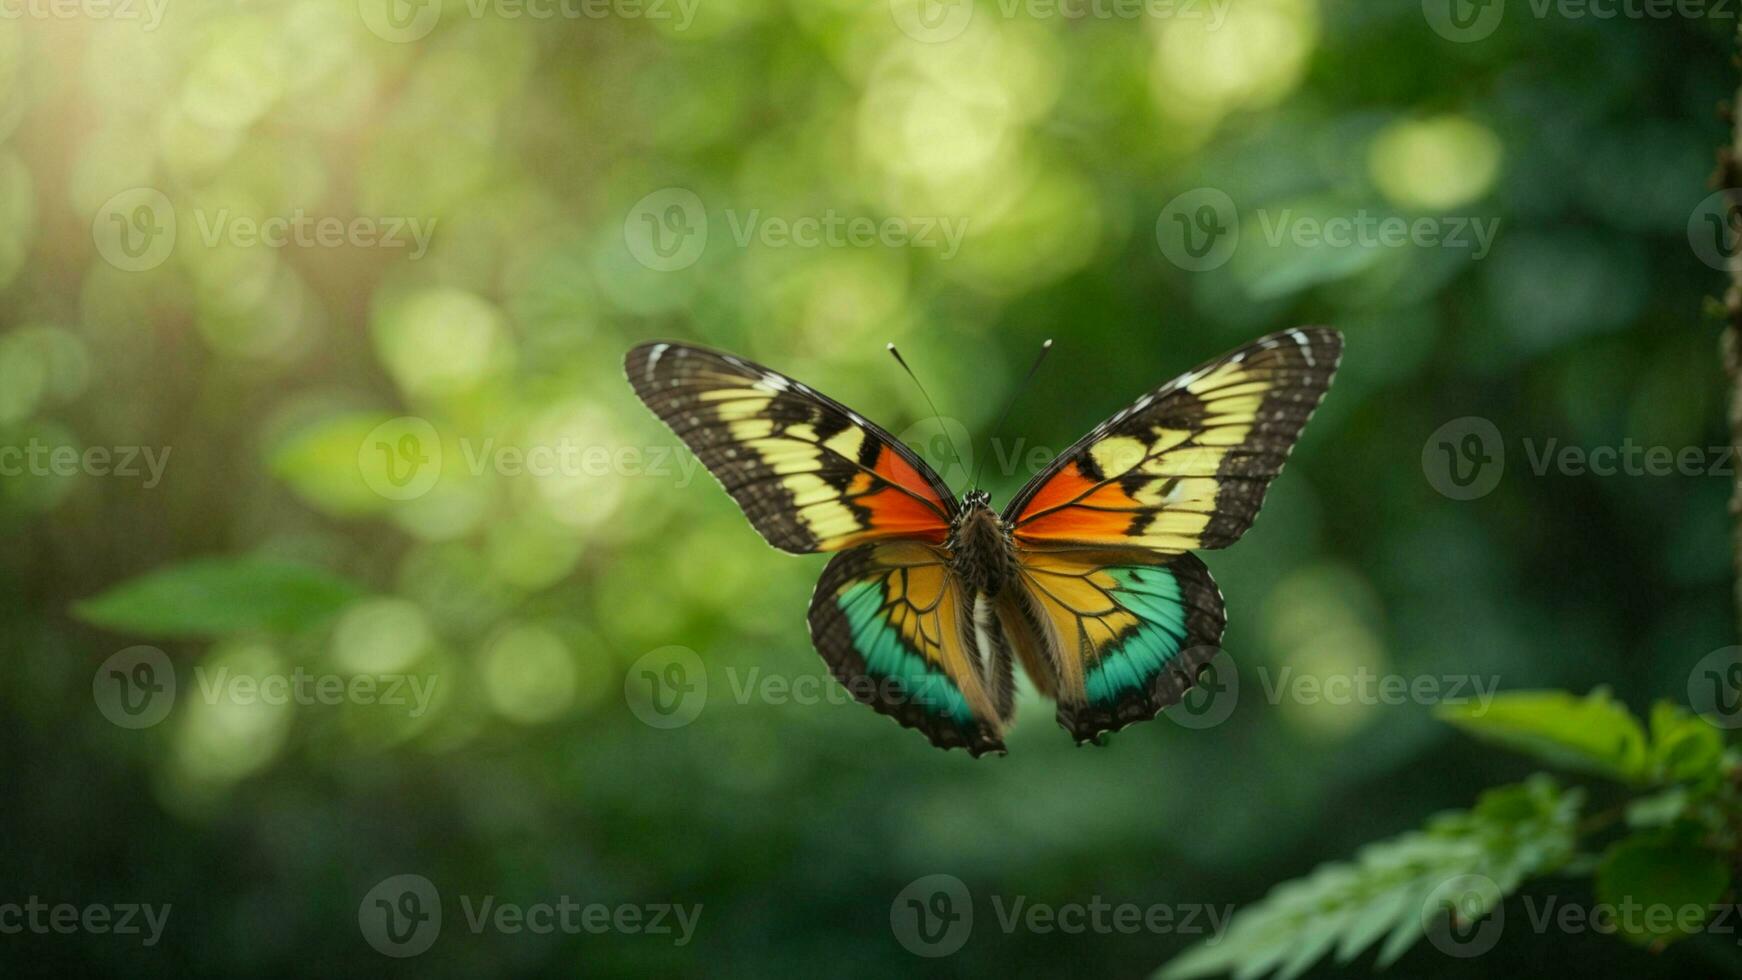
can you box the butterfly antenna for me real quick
[969,338,1053,491]
[887,342,967,484]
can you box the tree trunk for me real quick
[1722,71,1742,639]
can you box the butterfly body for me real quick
[626,328,1342,755]
[948,490,1018,598]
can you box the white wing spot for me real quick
[645,343,669,382]
[1288,329,1316,367]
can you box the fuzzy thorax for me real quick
[949,492,1017,598]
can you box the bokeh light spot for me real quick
[1369,116,1503,211]
[482,624,577,725]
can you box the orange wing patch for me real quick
[1014,472,1146,546]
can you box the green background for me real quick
[1,0,1737,975]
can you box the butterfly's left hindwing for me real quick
[626,342,955,554]
[1006,551,1226,743]
[808,541,1013,756]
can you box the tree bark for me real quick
[1722,73,1742,639]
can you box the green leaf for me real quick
[268,411,401,517]
[73,556,366,638]
[1372,880,1433,968]
[1594,823,1731,947]
[1157,776,1582,980]
[1647,701,1726,784]
[1436,688,1649,782]
[1333,886,1413,963]
[1271,926,1339,980]
[1625,786,1691,830]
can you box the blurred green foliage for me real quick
[1167,694,1742,977]
[1164,774,1587,979]
[1,0,1739,976]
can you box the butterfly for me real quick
[624,328,1342,756]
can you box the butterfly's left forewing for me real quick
[1003,328,1342,553]
[626,342,956,554]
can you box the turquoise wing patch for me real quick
[836,580,978,729]
[807,542,1011,756]
[1082,565,1193,705]
[1010,552,1226,744]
